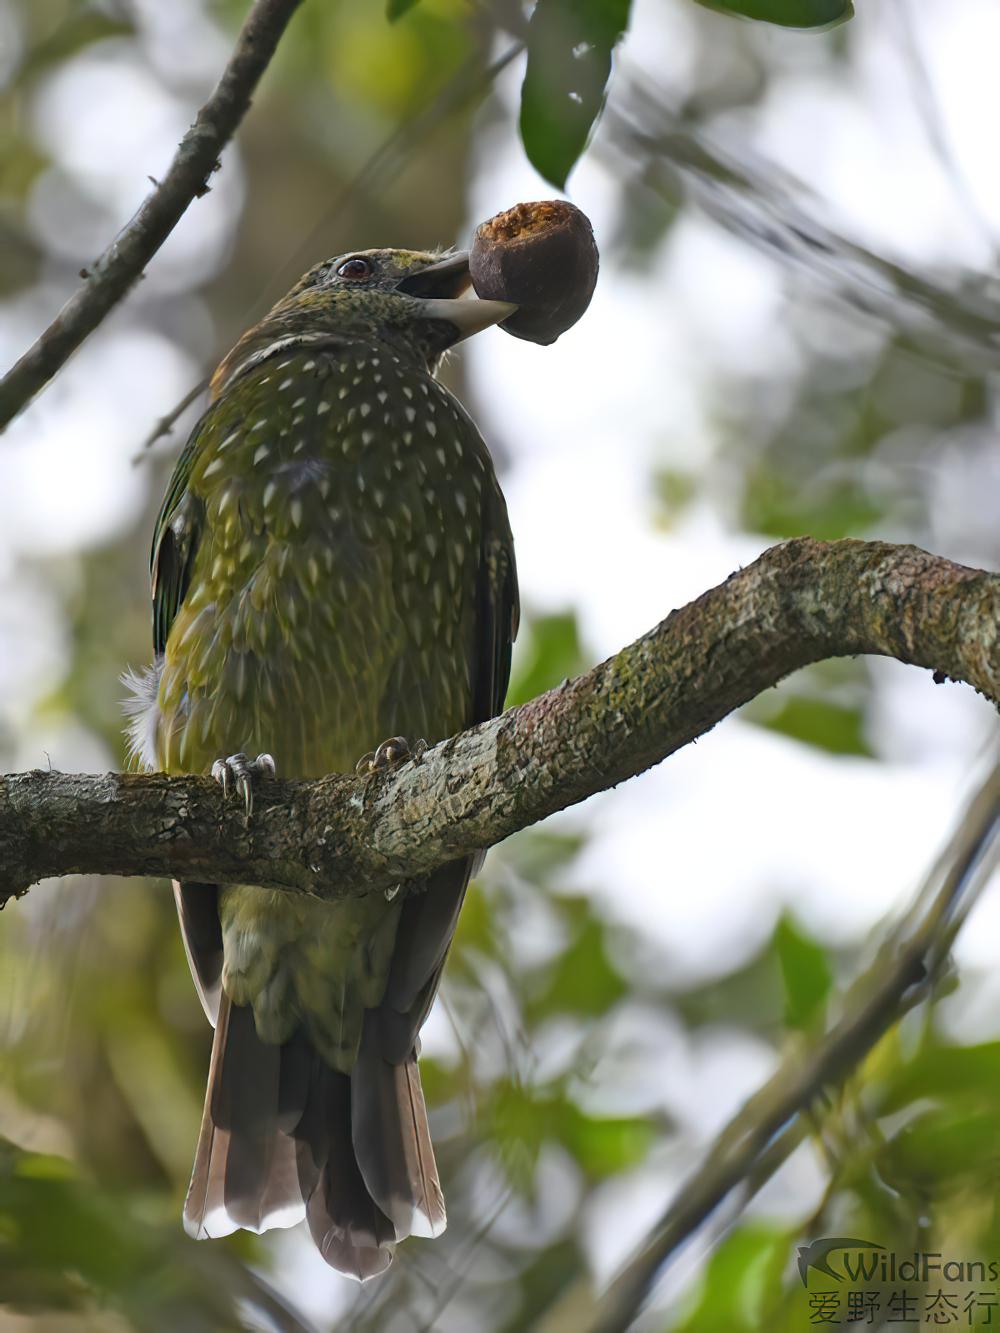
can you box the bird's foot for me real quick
[211,751,276,822]
[355,736,427,775]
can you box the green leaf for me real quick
[774,915,832,1030]
[883,1106,1000,1188]
[519,0,632,188]
[742,467,883,540]
[693,0,853,29]
[750,694,872,756]
[503,828,587,881]
[560,1103,653,1176]
[506,609,587,708]
[879,1042,1000,1115]
[386,0,420,19]
[529,910,625,1019]
[488,1082,651,1189]
[673,1224,793,1332]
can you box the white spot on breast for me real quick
[435,447,447,466]
[318,402,330,415]
[253,444,269,464]
[291,498,303,527]
[377,390,388,404]
[404,406,416,423]
[302,360,316,371]
[362,430,374,445]
[403,386,413,400]
[373,488,385,508]
[360,403,371,417]
[264,481,278,507]
[426,421,437,438]
[425,533,438,557]
[203,457,224,477]
[339,385,350,399]
[220,429,240,450]
[403,431,413,445]
[292,396,306,409]
[455,491,467,516]
[279,378,293,391]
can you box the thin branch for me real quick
[587,762,1000,1333]
[0,538,995,905]
[0,0,304,432]
[604,74,1000,373]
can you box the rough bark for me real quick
[0,0,303,431]
[0,537,996,906]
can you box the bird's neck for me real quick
[210,317,445,401]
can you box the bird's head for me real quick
[213,248,516,394]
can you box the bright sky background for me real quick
[1,0,998,1321]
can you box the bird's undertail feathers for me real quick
[184,993,445,1279]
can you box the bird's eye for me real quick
[337,257,373,281]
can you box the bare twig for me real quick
[0,538,996,905]
[605,72,1000,372]
[133,39,525,460]
[587,763,1000,1333]
[0,0,304,432]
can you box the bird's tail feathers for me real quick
[352,1010,446,1240]
[184,996,445,1279]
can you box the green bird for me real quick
[125,248,520,1278]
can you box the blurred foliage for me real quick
[1,0,998,1331]
[742,659,874,756]
[695,0,852,29]
[774,913,832,1029]
[506,608,588,706]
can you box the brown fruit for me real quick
[469,200,599,345]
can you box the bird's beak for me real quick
[397,251,517,341]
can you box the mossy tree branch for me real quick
[1,537,995,906]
